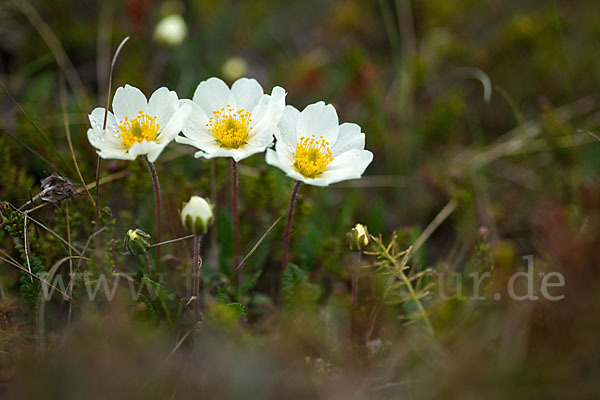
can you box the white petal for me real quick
[231,78,264,111]
[246,125,276,149]
[87,128,123,153]
[248,86,286,138]
[318,149,373,184]
[156,103,190,144]
[146,142,171,163]
[180,99,211,142]
[148,87,179,130]
[265,148,300,180]
[193,143,264,162]
[176,132,217,148]
[296,101,339,145]
[127,141,162,160]
[192,77,235,113]
[89,108,117,130]
[277,105,300,147]
[265,142,305,182]
[331,123,365,157]
[97,149,136,161]
[112,84,148,123]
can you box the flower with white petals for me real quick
[87,84,190,162]
[265,102,373,186]
[175,77,286,162]
[181,195,214,235]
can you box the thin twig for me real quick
[0,250,78,302]
[59,75,96,207]
[150,234,194,248]
[410,200,457,258]
[95,36,130,228]
[66,200,73,323]
[23,212,33,283]
[6,203,82,256]
[222,215,284,290]
[0,83,72,175]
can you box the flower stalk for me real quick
[231,159,241,274]
[193,234,203,322]
[282,181,302,270]
[143,156,162,271]
[180,195,214,322]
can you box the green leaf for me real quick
[282,263,320,307]
[225,302,247,317]
[19,255,45,303]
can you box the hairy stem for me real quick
[193,234,203,322]
[282,181,302,270]
[144,156,162,272]
[231,159,240,276]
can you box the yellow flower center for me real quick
[294,135,334,178]
[206,104,253,149]
[117,111,160,148]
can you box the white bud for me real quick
[181,196,213,235]
[154,14,187,47]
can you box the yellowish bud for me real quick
[347,223,370,251]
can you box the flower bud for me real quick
[125,229,152,256]
[154,14,187,47]
[181,196,213,235]
[347,223,370,251]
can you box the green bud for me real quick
[125,229,152,255]
[347,223,370,251]
[181,196,213,235]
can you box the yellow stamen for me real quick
[117,110,160,148]
[294,134,334,178]
[206,105,253,149]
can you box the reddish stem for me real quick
[193,234,203,322]
[232,159,240,274]
[144,156,162,272]
[281,181,302,270]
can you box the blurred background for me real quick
[2,0,600,398]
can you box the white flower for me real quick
[154,14,187,47]
[87,85,190,162]
[265,102,373,186]
[175,77,286,162]
[181,196,214,235]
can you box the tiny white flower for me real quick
[181,196,214,235]
[265,102,373,186]
[175,77,286,162]
[87,85,190,162]
[154,14,187,47]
